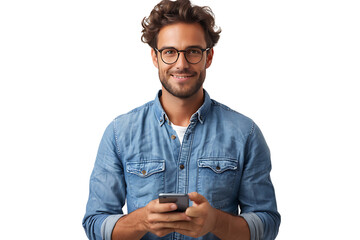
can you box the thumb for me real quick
[188,192,207,205]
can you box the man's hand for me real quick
[113,193,250,240]
[177,192,218,238]
[112,198,191,240]
[151,192,217,238]
[142,198,192,237]
[172,192,250,240]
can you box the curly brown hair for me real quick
[141,0,221,49]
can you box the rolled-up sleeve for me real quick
[239,122,281,240]
[82,120,126,240]
[101,214,125,240]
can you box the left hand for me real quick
[156,192,218,238]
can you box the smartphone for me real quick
[158,193,189,212]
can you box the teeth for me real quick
[174,75,190,79]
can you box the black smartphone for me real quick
[158,193,189,212]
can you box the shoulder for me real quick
[211,99,254,124]
[114,100,155,122]
[101,100,156,136]
[207,98,259,142]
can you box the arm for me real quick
[111,207,148,240]
[212,208,250,240]
[238,122,281,240]
[82,121,126,240]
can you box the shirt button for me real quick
[171,135,176,140]
[179,164,185,170]
[216,166,221,170]
[141,170,146,175]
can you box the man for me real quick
[83,0,280,239]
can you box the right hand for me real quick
[142,198,191,237]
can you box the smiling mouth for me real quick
[171,74,195,80]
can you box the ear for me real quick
[205,48,214,69]
[151,48,159,69]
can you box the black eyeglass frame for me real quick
[154,47,210,65]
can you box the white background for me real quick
[1,0,359,239]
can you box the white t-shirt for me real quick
[171,124,188,145]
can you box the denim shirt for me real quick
[83,90,280,240]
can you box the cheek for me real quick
[196,63,207,74]
[158,64,170,73]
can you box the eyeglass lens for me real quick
[161,48,204,64]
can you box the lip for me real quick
[171,74,195,82]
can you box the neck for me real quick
[160,88,204,127]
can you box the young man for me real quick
[83,0,280,239]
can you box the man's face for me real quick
[151,22,213,99]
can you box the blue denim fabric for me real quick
[83,90,280,240]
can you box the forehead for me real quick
[157,22,206,49]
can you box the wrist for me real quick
[212,209,229,237]
[211,210,250,240]
[138,207,150,232]
[112,207,148,240]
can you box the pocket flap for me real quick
[126,160,165,177]
[198,158,237,173]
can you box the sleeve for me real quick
[238,122,281,240]
[82,120,127,240]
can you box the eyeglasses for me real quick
[155,47,210,64]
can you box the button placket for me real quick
[175,122,196,195]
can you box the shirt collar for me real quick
[153,89,212,127]
[154,90,167,127]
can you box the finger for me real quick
[152,220,194,231]
[149,199,178,213]
[185,205,203,218]
[148,212,191,223]
[188,192,207,204]
[186,193,209,218]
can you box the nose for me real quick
[175,51,190,69]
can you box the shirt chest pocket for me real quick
[198,158,237,173]
[125,160,165,208]
[126,160,165,177]
[197,158,239,209]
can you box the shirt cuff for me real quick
[240,212,264,240]
[101,214,125,240]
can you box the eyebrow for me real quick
[158,45,206,51]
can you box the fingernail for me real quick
[170,204,177,210]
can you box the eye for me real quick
[163,49,176,55]
[187,48,202,55]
